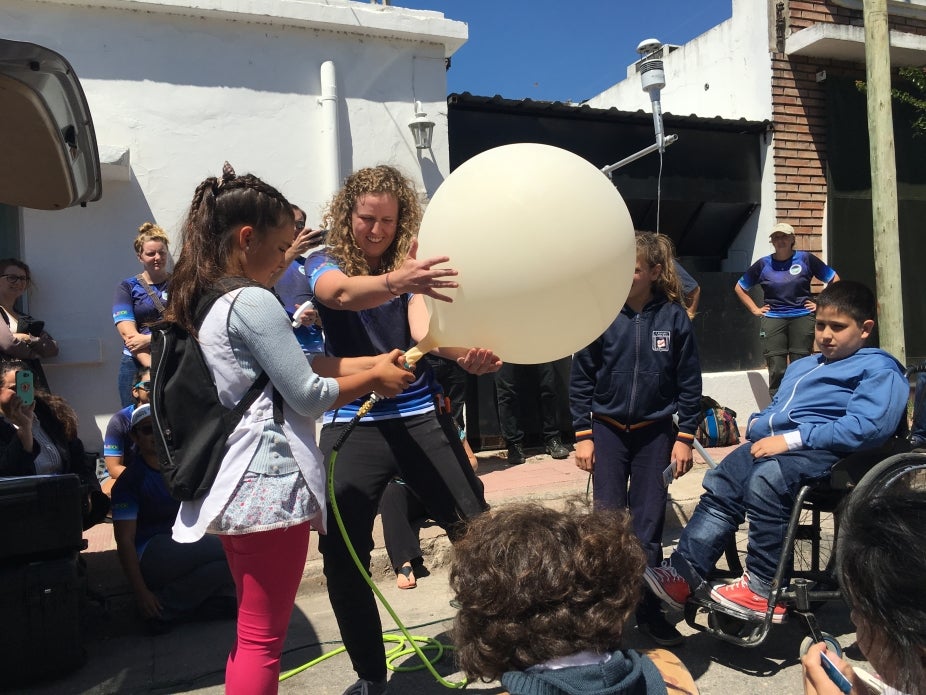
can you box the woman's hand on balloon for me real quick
[574,440,595,472]
[390,239,459,302]
[370,349,415,397]
[456,348,502,375]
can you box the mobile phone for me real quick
[663,461,675,486]
[15,369,34,406]
[820,651,852,694]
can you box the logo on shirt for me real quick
[652,331,670,352]
[789,263,802,276]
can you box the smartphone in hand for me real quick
[663,461,675,486]
[15,369,34,406]
[820,651,853,694]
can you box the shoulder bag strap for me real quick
[136,273,167,314]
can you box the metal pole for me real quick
[600,134,678,176]
[863,0,905,362]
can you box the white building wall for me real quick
[1,0,464,448]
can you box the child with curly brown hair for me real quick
[450,500,698,695]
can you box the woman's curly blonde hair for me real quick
[134,221,170,256]
[321,165,422,277]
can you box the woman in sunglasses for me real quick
[98,366,150,496]
[0,258,58,391]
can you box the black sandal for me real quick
[396,563,417,590]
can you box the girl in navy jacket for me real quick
[570,232,702,645]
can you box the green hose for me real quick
[279,396,467,689]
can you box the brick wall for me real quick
[772,0,926,253]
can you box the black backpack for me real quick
[150,279,281,501]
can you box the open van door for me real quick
[0,38,101,210]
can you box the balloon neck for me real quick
[404,335,438,368]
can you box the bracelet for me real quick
[385,272,400,296]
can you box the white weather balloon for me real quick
[406,143,635,365]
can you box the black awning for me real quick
[447,93,769,261]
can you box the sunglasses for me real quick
[134,381,151,391]
[1,274,29,284]
[295,219,307,231]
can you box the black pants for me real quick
[318,412,487,682]
[494,360,562,445]
[379,479,427,572]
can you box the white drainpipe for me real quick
[319,61,341,204]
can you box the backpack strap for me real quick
[196,280,284,425]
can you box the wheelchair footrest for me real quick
[683,596,775,648]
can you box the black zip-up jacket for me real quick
[570,293,702,444]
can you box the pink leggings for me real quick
[221,523,311,695]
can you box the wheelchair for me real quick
[681,422,924,655]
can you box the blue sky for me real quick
[397,1,733,102]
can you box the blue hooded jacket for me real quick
[570,293,702,444]
[746,347,907,453]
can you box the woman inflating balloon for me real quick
[305,164,501,695]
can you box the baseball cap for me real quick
[130,403,152,429]
[769,223,795,238]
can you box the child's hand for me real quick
[370,350,415,397]
[801,642,868,695]
[671,441,693,478]
[750,435,789,459]
[574,440,595,472]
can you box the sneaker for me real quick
[506,443,526,465]
[545,436,570,459]
[341,678,388,695]
[637,612,685,647]
[643,561,692,610]
[709,574,787,624]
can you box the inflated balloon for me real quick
[406,143,635,365]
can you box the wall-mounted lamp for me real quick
[408,100,435,150]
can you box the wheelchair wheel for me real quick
[800,632,842,658]
[791,506,837,581]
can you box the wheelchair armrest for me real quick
[828,437,913,490]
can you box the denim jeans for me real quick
[118,352,140,408]
[672,443,838,597]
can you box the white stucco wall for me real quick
[1,0,465,448]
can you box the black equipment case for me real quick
[0,475,87,686]
[0,551,86,685]
[0,474,85,562]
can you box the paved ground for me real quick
[13,443,869,694]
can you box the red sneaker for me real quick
[709,575,787,623]
[643,561,691,610]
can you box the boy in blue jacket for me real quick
[645,280,908,623]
